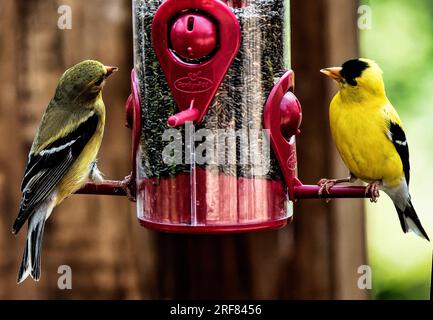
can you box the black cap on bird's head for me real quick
[55,60,118,101]
[340,59,370,86]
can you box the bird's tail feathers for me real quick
[17,209,48,284]
[13,200,31,235]
[395,199,430,241]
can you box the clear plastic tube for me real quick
[134,0,292,231]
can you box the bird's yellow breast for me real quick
[329,93,403,187]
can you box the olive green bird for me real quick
[13,60,117,283]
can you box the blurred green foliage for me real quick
[361,0,433,300]
[361,0,433,116]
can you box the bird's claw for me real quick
[365,181,380,203]
[121,173,136,202]
[317,178,337,196]
[317,178,337,202]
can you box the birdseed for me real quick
[133,0,288,180]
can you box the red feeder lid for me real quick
[151,0,241,127]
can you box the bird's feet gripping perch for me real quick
[121,173,136,202]
[318,179,339,196]
[89,161,136,202]
[365,180,381,203]
[317,174,357,197]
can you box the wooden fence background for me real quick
[0,0,366,299]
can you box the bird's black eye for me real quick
[94,76,104,86]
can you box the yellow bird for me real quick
[319,58,429,241]
[13,60,118,283]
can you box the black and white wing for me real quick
[387,121,410,186]
[13,112,99,234]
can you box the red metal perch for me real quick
[294,185,370,199]
[77,180,127,197]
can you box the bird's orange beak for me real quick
[320,67,343,80]
[105,66,119,77]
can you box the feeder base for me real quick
[138,217,291,234]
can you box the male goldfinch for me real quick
[13,60,117,283]
[319,58,429,241]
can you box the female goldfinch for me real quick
[319,58,429,241]
[13,60,117,283]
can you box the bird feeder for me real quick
[77,0,370,233]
